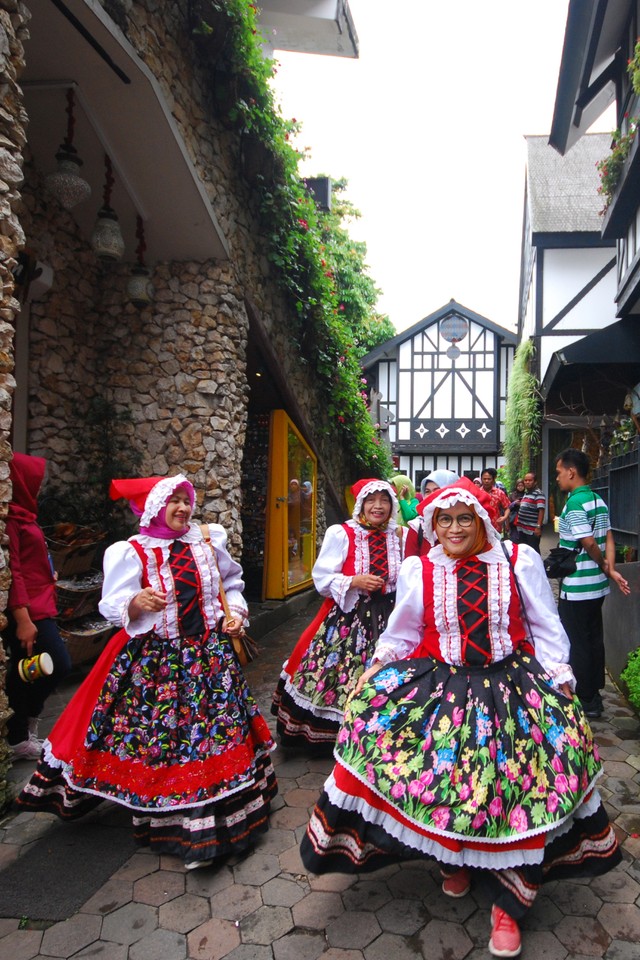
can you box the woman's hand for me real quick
[222,616,245,638]
[559,682,573,699]
[351,574,386,593]
[354,661,385,694]
[128,587,167,621]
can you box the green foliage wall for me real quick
[503,339,542,491]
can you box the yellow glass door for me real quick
[264,410,317,599]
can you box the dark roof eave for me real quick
[549,0,602,155]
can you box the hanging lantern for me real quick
[45,89,91,210]
[126,214,154,307]
[91,154,125,261]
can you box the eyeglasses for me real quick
[435,513,476,528]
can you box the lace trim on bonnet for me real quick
[351,479,398,527]
[421,486,500,547]
[140,474,191,527]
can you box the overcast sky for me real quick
[270,0,613,335]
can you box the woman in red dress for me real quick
[17,475,277,869]
[301,478,620,957]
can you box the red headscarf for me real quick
[8,453,47,524]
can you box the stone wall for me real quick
[19,0,354,534]
[0,0,29,810]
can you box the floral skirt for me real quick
[272,592,395,752]
[17,627,277,863]
[301,651,620,911]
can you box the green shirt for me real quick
[558,485,610,600]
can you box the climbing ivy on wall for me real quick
[502,339,542,491]
[191,0,392,477]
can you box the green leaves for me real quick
[503,338,542,490]
[209,6,391,474]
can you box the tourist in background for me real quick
[5,453,72,760]
[555,448,630,718]
[514,471,545,552]
[481,467,510,535]
[389,475,419,526]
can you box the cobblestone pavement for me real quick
[1,596,639,960]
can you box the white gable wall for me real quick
[539,246,616,382]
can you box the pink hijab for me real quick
[109,475,195,540]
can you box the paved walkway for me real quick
[1,595,639,960]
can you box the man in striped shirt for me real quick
[555,448,630,718]
[514,471,545,552]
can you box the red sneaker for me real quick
[489,905,521,957]
[441,866,471,898]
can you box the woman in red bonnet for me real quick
[17,475,277,869]
[301,477,620,957]
[272,478,403,753]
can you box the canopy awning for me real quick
[541,317,640,414]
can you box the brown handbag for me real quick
[200,524,258,666]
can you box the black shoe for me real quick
[581,697,602,718]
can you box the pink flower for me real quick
[489,740,497,759]
[554,774,569,794]
[324,690,336,705]
[472,811,488,830]
[526,689,542,709]
[337,727,349,744]
[431,807,451,829]
[568,774,579,792]
[420,790,435,805]
[421,769,434,786]
[521,775,532,791]
[459,783,471,800]
[509,805,528,833]
[370,694,388,708]
[452,707,464,728]
[353,718,366,733]
[366,763,376,783]
[489,797,503,818]
[408,779,425,798]
[551,754,564,773]
[546,792,559,813]
[391,782,406,799]
[530,725,543,744]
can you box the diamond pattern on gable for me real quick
[478,423,491,438]
[456,423,470,438]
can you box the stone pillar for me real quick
[0,0,29,811]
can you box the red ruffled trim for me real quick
[333,763,545,854]
[65,715,274,802]
[49,628,131,762]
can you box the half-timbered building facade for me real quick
[363,301,516,490]
[518,134,619,515]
